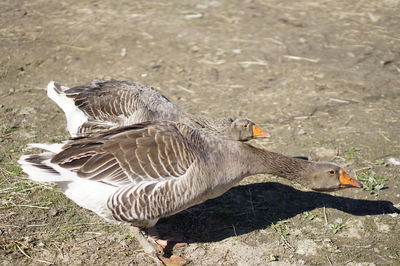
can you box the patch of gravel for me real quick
[184,238,282,265]
[294,239,319,256]
[343,219,364,239]
[347,263,376,266]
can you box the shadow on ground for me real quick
[157,182,399,243]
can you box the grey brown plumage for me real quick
[47,80,270,140]
[19,121,362,229]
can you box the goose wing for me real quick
[63,80,179,130]
[51,121,198,186]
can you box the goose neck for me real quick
[242,144,310,181]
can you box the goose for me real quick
[47,80,269,141]
[18,121,362,264]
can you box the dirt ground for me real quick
[1,0,399,265]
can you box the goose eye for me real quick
[329,170,335,175]
[243,124,248,128]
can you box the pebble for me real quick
[49,208,58,217]
[23,236,33,243]
[19,107,35,115]
[185,13,203,19]
[190,45,200,53]
[368,13,380,23]
[297,128,306,135]
[90,253,99,260]
[120,48,127,57]
[387,157,400,166]
[376,222,390,233]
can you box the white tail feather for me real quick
[47,81,88,137]
[18,154,70,182]
[18,153,117,221]
[27,143,66,153]
[59,179,118,222]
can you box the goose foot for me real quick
[130,226,188,265]
[129,226,161,256]
[146,227,188,265]
[158,254,188,266]
[147,228,187,250]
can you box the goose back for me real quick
[59,80,182,134]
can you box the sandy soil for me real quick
[1,0,399,265]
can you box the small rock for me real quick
[151,64,161,69]
[267,254,278,261]
[49,208,58,217]
[387,157,400,166]
[185,13,203,19]
[190,45,200,53]
[90,253,99,260]
[23,236,33,243]
[192,247,206,257]
[376,222,390,233]
[19,107,35,115]
[297,129,306,135]
[37,242,45,247]
[368,13,380,22]
[120,48,127,57]
[381,54,395,66]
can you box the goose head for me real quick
[305,162,363,191]
[229,118,270,141]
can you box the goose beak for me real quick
[252,125,271,139]
[339,170,363,189]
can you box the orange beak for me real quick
[252,124,271,139]
[339,170,363,189]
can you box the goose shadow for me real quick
[156,182,399,244]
